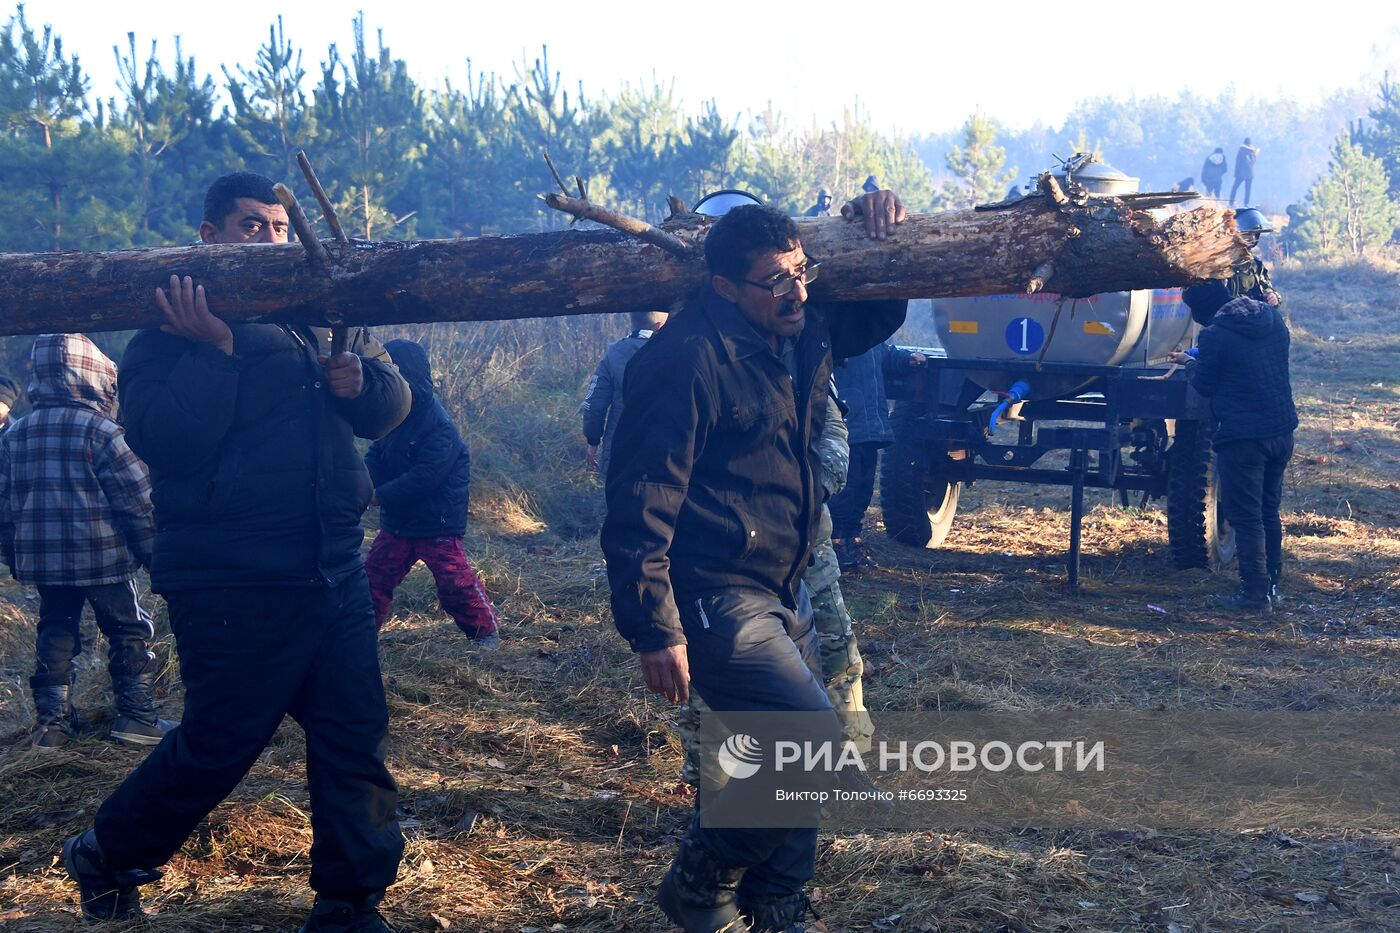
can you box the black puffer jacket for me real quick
[1188,295,1298,446]
[366,340,472,538]
[119,324,410,591]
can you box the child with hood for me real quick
[364,339,499,644]
[0,334,174,747]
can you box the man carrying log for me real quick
[602,192,907,932]
[61,171,411,931]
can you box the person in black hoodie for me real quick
[365,339,499,645]
[1176,281,1298,613]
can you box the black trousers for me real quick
[829,443,881,540]
[95,572,403,901]
[1230,176,1253,205]
[1216,432,1294,598]
[681,585,840,904]
[32,580,154,689]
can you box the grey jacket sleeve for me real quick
[581,350,616,445]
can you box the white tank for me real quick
[931,156,1193,398]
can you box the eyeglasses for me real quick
[741,262,821,298]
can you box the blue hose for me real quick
[988,380,1030,436]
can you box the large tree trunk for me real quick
[0,194,1245,337]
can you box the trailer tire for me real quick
[1166,419,1235,570]
[880,444,961,549]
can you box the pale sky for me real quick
[22,0,1400,136]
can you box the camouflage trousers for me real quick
[677,504,873,786]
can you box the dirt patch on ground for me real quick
[1,260,1398,930]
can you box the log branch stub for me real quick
[1027,261,1055,294]
[542,193,693,257]
[297,151,348,245]
[1040,173,1071,206]
[273,183,333,270]
[543,149,572,197]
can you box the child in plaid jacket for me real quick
[0,334,175,748]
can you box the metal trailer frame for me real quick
[884,352,1211,587]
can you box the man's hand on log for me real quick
[840,189,907,240]
[156,275,233,355]
[320,352,364,399]
[640,644,690,704]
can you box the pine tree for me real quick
[937,113,1016,210]
[0,5,128,250]
[224,18,320,184]
[1294,133,1398,259]
[1357,72,1400,201]
[315,14,424,240]
[113,33,229,244]
[672,100,740,203]
[598,79,680,221]
[419,64,525,236]
[508,46,597,231]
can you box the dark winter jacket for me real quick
[0,335,153,586]
[601,286,905,653]
[581,330,654,477]
[1234,144,1258,180]
[1200,151,1227,188]
[1184,289,1298,446]
[119,323,410,592]
[832,341,919,447]
[366,339,472,539]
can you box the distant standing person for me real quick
[1230,138,1259,206]
[0,335,172,749]
[1200,146,1227,198]
[365,339,499,646]
[862,174,881,193]
[1174,281,1296,613]
[804,187,834,217]
[828,341,926,571]
[581,310,667,477]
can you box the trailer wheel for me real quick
[1166,419,1235,570]
[880,444,961,548]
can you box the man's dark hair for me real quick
[203,172,279,226]
[704,204,801,281]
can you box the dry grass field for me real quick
[1,257,1397,931]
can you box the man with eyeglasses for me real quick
[602,191,906,932]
